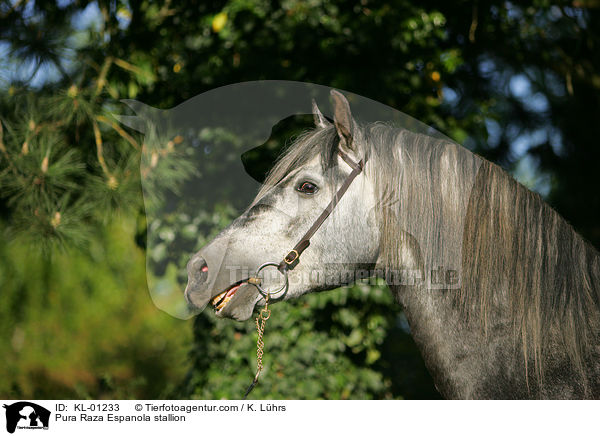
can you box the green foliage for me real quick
[183,281,437,399]
[0,217,192,399]
[0,0,598,400]
[0,91,141,248]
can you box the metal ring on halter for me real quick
[251,262,289,300]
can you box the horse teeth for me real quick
[216,296,231,311]
[211,291,227,306]
[211,282,243,311]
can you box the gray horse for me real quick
[185,90,600,399]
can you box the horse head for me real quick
[184,91,380,320]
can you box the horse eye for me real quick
[296,181,319,194]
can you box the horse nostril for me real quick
[187,255,208,283]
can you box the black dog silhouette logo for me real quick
[3,402,50,433]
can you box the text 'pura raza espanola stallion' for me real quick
[184,90,600,399]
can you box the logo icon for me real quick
[3,402,50,434]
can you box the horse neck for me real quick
[381,139,497,398]
[386,144,600,399]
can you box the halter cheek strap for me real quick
[278,150,367,272]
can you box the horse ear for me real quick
[312,99,331,129]
[330,90,354,150]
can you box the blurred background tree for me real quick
[0,0,598,399]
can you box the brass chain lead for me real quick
[243,293,270,399]
[255,295,270,374]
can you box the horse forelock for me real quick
[253,126,340,205]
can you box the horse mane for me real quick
[461,159,600,385]
[365,123,600,388]
[258,119,600,389]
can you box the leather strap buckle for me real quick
[284,249,299,265]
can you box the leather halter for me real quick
[278,150,367,273]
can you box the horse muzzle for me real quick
[184,253,212,310]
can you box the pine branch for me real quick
[96,115,139,150]
[0,119,26,181]
[92,119,112,178]
[94,57,113,97]
[0,120,6,155]
[113,57,155,82]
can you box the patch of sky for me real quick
[117,3,132,30]
[0,42,11,88]
[509,74,530,98]
[57,0,74,8]
[548,126,565,157]
[0,41,58,88]
[2,2,105,88]
[511,74,550,112]
[478,59,495,77]
[441,86,458,105]
[525,92,549,113]
[484,118,502,148]
[71,2,102,31]
[513,154,551,198]
[505,2,523,21]
[511,128,547,158]
[18,0,36,21]
[30,62,64,87]
[562,6,588,29]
